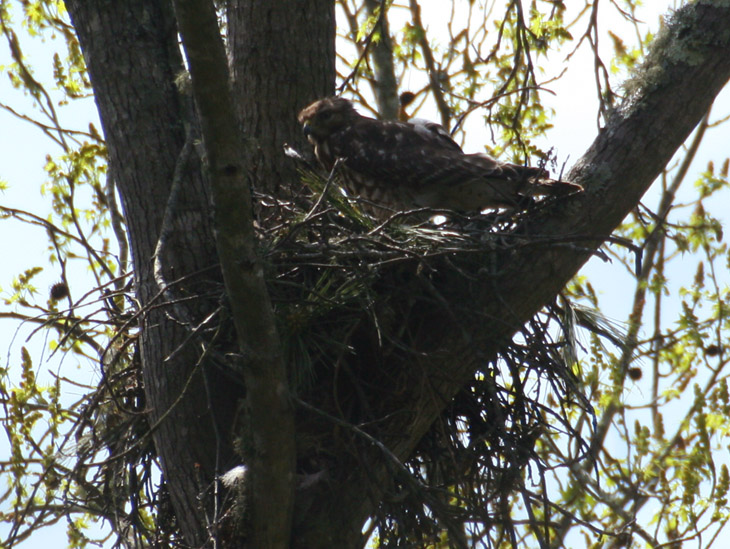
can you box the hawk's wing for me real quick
[328,119,545,210]
[409,118,462,153]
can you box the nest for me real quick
[67,165,595,547]
[256,169,595,547]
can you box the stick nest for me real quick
[255,170,595,547]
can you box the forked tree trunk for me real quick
[65,0,334,546]
[65,0,730,547]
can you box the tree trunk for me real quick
[227,0,335,202]
[64,2,227,545]
[64,0,730,547]
[65,0,335,546]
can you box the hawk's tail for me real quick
[504,161,583,198]
[529,177,583,197]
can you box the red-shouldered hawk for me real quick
[298,97,581,219]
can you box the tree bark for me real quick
[66,0,336,546]
[64,2,228,546]
[227,0,335,203]
[290,2,730,545]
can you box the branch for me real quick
[408,0,451,129]
[364,0,399,119]
[172,0,295,547]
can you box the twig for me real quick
[304,157,344,222]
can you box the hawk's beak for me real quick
[302,122,312,138]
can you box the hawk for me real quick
[298,97,581,219]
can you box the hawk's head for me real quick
[298,97,359,143]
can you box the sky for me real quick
[1,1,729,547]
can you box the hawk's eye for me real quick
[319,111,333,120]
